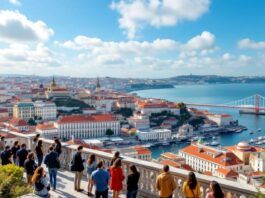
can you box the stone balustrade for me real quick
[8,131,258,198]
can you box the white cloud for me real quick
[238,38,265,50]
[0,10,54,43]
[9,0,21,5]
[110,0,211,39]
[183,31,215,50]
[0,43,60,67]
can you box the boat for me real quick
[143,143,153,148]
[235,129,243,133]
[250,131,255,134]
[210,141,220,146]
[249,139,255,143]
[258,128,262,132]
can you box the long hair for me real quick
[211,181,224,198]
[54,138,61,146]
[187,172,197,190]
[87,154,96,165]
[27,152,35,160]
[32,167,44,184]
[113,158,122,168]
[130,165,138,174]
[33,134,40,142]
[37,140,42,148]
[13,140,19,147]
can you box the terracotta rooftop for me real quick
[36,123,57,131]
[180,144,244,166]
[215,168,238,178]
[9,118,28,127]
[57,114,116,124]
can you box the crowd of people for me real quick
[0,134,226,198]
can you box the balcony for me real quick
[9,131,257,198]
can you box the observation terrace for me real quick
[8,131,258,198]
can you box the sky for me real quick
[0,0,265,78]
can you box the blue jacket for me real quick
[44,151,59,169]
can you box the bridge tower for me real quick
[255,94,260,114]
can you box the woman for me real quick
[206,181,224,198]
[32,167,50,198]
[110,151,121,166]
[11,141,20,164]
[87,154,97,196]
[110,159,125,198]
[183,172,201,198]
[24,152,37,185]
[54,138,62,157]
[127,165,140,198]
[35,140,44,166]
[32,134,40,149]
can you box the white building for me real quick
[249,152,265,172]
[179,143,245,174]
[137,129,171,141]
[206,114,233,126]
[36,123,59,139]
[178,124,194,137]
[0,108,9,118]
[34,101,57,121]
[127,114,150,130]
[13,102,35,121]
[55,114,120,139]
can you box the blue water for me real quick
[133,84,265,159]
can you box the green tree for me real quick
[106,128,114,139]
[28,118,36,126]
[0,164,32,198]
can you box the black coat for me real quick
[127,172,140,191]
[72,152,84,172]
[16,148,28,167]
[1,150,12,165]
[55,144,62,155]
[24,159,37,175]
[44,151,60,169]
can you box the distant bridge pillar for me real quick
[255,94,260,114]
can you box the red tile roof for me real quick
[9,118,28,127]
[180,144,244,167]
[36,123,57,130]
[57,114,117,124]
[215,168,238,178]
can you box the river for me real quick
[133,83,265,159]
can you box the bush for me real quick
[0,164,32,197]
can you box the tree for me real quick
[106,129,114,139]
[28,118,36,126]
[0,164,32,197]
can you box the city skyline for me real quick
[0,0,265,78]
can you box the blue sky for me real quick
[0,0,265,78]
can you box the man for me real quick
[156,165,176,198]
[1,145,12,165]
[24,152,37,184]
[91,161,110,198]
[16,143,28,167]
[44,145,60,190]
[72,145,85,192]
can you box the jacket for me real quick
[44,151,60,169]
[16,148,28,167]
[1,150,12,165]
[24,159,37,175]
[182,181,201,198]
[156,172,176,198]
[72,152,84,172]
[35,145,43,156]
[127,172,140,191]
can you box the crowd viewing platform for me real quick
[0,130,260,198]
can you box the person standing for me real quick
[54,138,62,157]
[35,140,44,166]
[0,136,5,152]
[87,154,97,196]
[206,181,224,198]
[156,165,176,198]
[126,165,140,198]
[110,151,121,166]
[72,145,85,192]
[32,134,40,150]
[110,159,125,198]
[183,172,201,198]
[44,146,60,190]
[17,143,29,167]
[11,141,20,164]
[32,167,50,198]
[1,145,12,165]
[24,152,37,185]
[91,161,110,198]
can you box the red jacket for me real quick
[110,166,125,191]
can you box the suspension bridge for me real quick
[186,94,265,115]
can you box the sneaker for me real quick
[77,189,84,192]
[87,192,93,197]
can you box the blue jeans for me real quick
[48,168,58,189]
[126,190,138,198]
[37,155,43,166]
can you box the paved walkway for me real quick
[25,168,126,198]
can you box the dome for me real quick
[236,141,251,151]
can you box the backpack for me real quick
[70,159,76,171]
